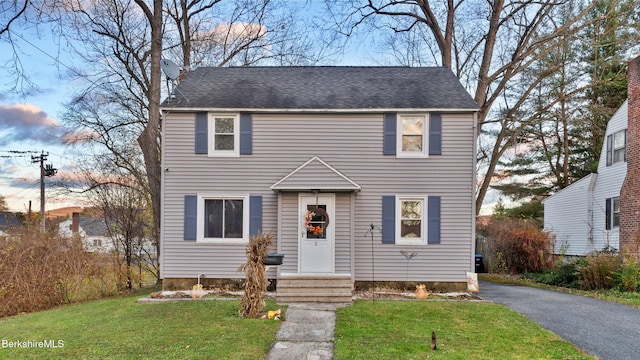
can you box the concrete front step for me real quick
[276,274,353,303]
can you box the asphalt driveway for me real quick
[478,280,640,360]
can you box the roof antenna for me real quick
[161,59,181,99]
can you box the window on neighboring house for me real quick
[397,115,428,157]
[396,196,427,245]
[209,114,239,157]
[606,130,627,166]
[605,197,620,230]
[93,239,102,247]
[197,195,248,243]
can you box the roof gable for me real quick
[271,156,361,192]
[161,66,478,111]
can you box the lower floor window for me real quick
[397,196,427,245]
[605,196,620,230]
[199,195,248,242]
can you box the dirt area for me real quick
[147,287,482,301]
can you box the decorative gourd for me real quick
[415,284,428,300]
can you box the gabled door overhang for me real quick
[270,156,361,192]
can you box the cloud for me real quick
[0,103,67,146]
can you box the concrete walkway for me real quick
[266,303,350,360]
[478,280,640,360]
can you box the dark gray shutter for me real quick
[195,112,208,154]
[249,195,262,236]
[429,113,442,155]
[184,195,197,240]
[427,196,441,244]
[383,113,397,155]
[382,195,396,244]
[240,112,253,155]
[605,198,611,230]
[606,135,612,166]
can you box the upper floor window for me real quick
[209,114,239,157]
[397,114,428,158]
[606,129,626,166]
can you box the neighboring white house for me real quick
[544,101,628,255]
[59,212,114,252]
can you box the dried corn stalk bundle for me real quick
[238,232,273,318]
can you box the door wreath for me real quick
[304,208,329,235]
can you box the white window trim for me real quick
[208,113,240,157]
[612,196,620,228]
[395,195,428,246]
[196,194,249,244]
[396,114,429,158]
[612,130,626,164]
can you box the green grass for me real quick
[1,283,611,359]
[0,293,282,360]
[334,300,596,360]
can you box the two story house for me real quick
[160,66,478,301]
[543,101,628,256]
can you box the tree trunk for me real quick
[135,0,163,283]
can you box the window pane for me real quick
[224,199,243,238]
[402,135,423,152]
[204,199,223,238]
[306,205,327,239]
[401,201,422,219]
[613,198,620,227]
[614,131,625,149]
[402,118,423,135]
[401,200,422,238]
[215,134,234,150]
[614,149,625,163]
[401,220,421,238]
[215,118,234,133]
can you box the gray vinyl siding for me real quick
[161,112,474,282]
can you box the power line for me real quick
[8,29,80,78]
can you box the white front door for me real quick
[299,194,335,273]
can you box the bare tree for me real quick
[89,180,151,290]
[328,0,625,213]
[0,1,29,36]
[164,0,327,69]
[55,0,327,284]
[0,195,9,212]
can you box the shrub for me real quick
[0,228,123,318]
[490,219,555,274]
[616,255,640,292]
[525,261,580,288]
[577,251,621,290]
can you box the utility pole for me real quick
[31,152,57,232]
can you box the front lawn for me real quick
[334,300,596,360]
[0,294,281,360]
[1,292,599,359]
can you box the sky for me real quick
[0,22,85,213]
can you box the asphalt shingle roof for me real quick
[0,212,21,229]
[161,66,478,110]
